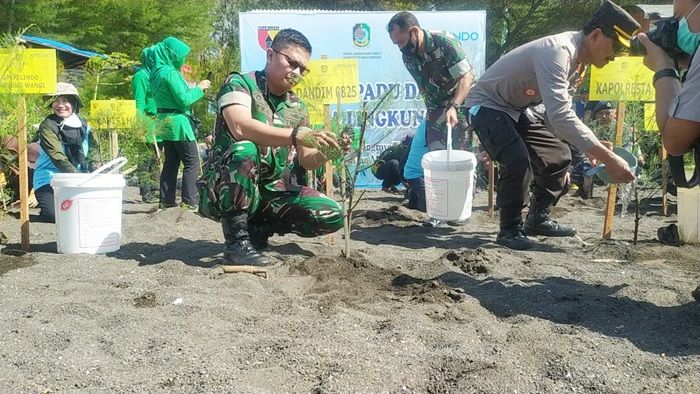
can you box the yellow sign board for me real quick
[589,57,654,101]
[90,100,136,129]
[644,103,658,131]
[0,48,57,94]
[295,58,360,125]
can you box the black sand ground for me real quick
[1,187,699,393]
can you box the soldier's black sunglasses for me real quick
[272,48,310,76]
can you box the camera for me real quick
[629,17,685,58]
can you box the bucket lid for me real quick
[422,150,476,172]
[50,173,126,188]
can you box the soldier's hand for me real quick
[445,106,459,128]
[476,150,492,167]
[296,127,340,150]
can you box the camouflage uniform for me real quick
[402,29,474,150]
[198,71,343,238]
[588,120,634,150]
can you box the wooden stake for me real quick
[17,96,30,251]
[222,265,267,277]
[307,170,315,190]
[660,145,668,216]
[109,129,119,160]
[488,161,495,217]
[153,139,162,169]
[602,101,627,239]
[323,103,335,245]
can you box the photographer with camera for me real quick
[638,0,700,302]
[638,1,700,156]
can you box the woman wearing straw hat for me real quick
[33,82,101,223]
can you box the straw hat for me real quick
[44,82,83,108]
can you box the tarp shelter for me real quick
[19,34,105,68]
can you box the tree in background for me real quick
[1,0,216,60]
[3,0,671,72]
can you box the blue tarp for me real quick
[19,34,106,67]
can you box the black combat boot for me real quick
[496,211,533,250]
[524,195,576,237]
[247,219,277,251]
[221,214,270,266]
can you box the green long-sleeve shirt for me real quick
[38,117,100,172]
[148,37,204,142]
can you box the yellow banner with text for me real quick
[0,48,57,94]
[295,58,360,125]
[90,100,137,129]
[589,57,654,102]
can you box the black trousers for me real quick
[375,159,401,188]
[405,176,427,212]
[34,184,55,223]
[470,107,571,228]
[160,140,200,206]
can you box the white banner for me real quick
[240,10,486,187]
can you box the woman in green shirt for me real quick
[148,36,210,209]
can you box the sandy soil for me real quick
[1,186,699,393]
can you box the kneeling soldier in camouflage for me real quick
[198,29,343,267]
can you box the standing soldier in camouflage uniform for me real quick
[387,12,475,151]
[198,28,343,267]
[588,101,635,151]
[465,0,637,250]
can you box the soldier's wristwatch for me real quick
[447,102,460,111]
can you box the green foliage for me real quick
[81,52,137,103]
[2,0,217,59]
[0,0,66,35]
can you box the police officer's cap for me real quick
[591,0,640,48]
[593,101,616,114]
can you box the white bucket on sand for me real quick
[50,157,127,254]
[677,185,700,244]
[422,125,477,221]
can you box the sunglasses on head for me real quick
[272,48,310,76]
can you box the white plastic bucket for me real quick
[421,125,476,221]
[50,157,128,254]
[677,185,700,244]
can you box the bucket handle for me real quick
[78,157,128,186]
[446,123,452,164]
